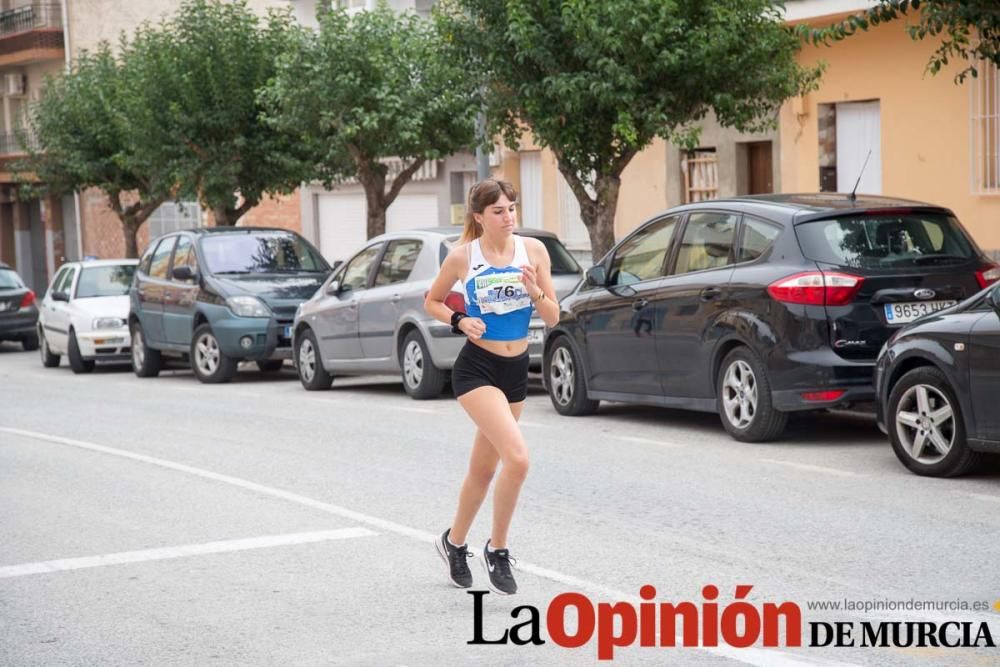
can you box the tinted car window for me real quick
[149,237,176,279]
[795,212,976,270]
[139,243,155,275]
[76,265,136,299]
[200,232,329,274]
[673,212,738,275]
[0,268,22,289]
[608,216,679,286]
[535,235,581,274]
[171,236,198,281]
[374,240,422,287]
[341,244,382,292]
[739,217,781,263]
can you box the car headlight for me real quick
[226,296,271,318]
[93,317,126,330]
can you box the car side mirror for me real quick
[585,265,607,287]
[172,265,196,282]
[331,260,343,271]
[987,287,1000,314]
[51,291,69,302]
[326,279,341,295]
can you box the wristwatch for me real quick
[450,311,467,334]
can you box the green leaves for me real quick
[800,0,1000,83]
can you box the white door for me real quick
[519,152,542,229]
[317,194,367,264]
[386,194,438,233]
[836,101,882,195]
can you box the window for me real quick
[534,235,581,275]
[673,212,738,275]
[682,149,718,203]
[608,216,679,286]
[374,240,422,287]
[171,236,198,282]
[138,243,155,275]
[149,237,177,280]
[76,265,136,299]
[46,266,68,292]
[0,268,24,289]
[200,232,328,275]
[739,217,781,263]
[55,267,76,295]
[147,201,201,239]
[795,212,977,270]
[340,244,382,292]
[971,60,1000,193]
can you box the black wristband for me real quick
[450,311,467,335]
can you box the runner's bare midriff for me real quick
[469,337,528,357]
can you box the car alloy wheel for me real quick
[132,329,145,370]
[298,336,316,384]
[549,346,575,407]
[195,331,221,376]
[402,338,424,389]
[722,359,758,429]
[895,383,955,465]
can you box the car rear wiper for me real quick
[911,254,970,265]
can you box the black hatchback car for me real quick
[0,262,39,350]
[542,194,1000,442]
[875,282,1000,477]
[130,227,331,383]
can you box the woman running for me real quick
[424,179,560,595]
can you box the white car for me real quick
[37,259,138,373]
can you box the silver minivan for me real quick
[292,227,582,398]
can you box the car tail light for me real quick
[19,290,35,308]
[444,290,466,314]
[767,272,864,306]
[801,389,847,402]
[975,263,1000,289]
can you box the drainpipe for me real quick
[59,0,83,260]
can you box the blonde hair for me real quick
[459,179,518,245]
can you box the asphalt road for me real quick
[2,342,999,666]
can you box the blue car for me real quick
[129,227,331,383]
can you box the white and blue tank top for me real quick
[463,236,533,341]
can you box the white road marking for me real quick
[614,435,681,448]
[0,528,376,579]
[760,459,865,478]
[0,427,863,667]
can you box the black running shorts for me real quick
[452,342,529,403]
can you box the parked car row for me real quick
[13,193,999,478]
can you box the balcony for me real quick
[0,131,37,156]
[0,3,64,67]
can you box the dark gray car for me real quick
[292,227,582,398]
[0,262,39,350]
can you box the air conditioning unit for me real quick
[4,73,25,97]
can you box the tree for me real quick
[123,0,307,226]
[797,1,1000,82]
[19,45,173,258]
[262,4,479,239]
[439,0,821,262]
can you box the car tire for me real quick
[38,329,59,367]
[295,327,333,391]
[67,329,95,374]
[887,366,980,477]
[400,330,446,399]
[717,347,787,442]
[131,320,162,378]
[546,336,599,416]
[191,323,238,384]
[256,359,285,373]
[21,333,39,351]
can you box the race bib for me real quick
[474,272,531,315]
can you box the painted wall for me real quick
[780,16,1000,253]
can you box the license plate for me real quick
[283,326,292,338]
[527,329,543,344]
[884,300,957,324]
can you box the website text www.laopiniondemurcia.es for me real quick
[466,585,997,660]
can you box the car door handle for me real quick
[632,298,648,311]
[700,287,722,301]
[391,294,401,303]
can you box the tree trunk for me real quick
[353,154,426,240]
[362,176,387,240]
[585,174,623,264]
[122,216,140,259]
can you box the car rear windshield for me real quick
[76,265,136,298]
[438,234,581,274]
[201,233,330,275]
[0,268,23,289]
[795,212,977,270]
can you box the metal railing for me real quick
[0,3,62,38]
[0,131,37,155]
